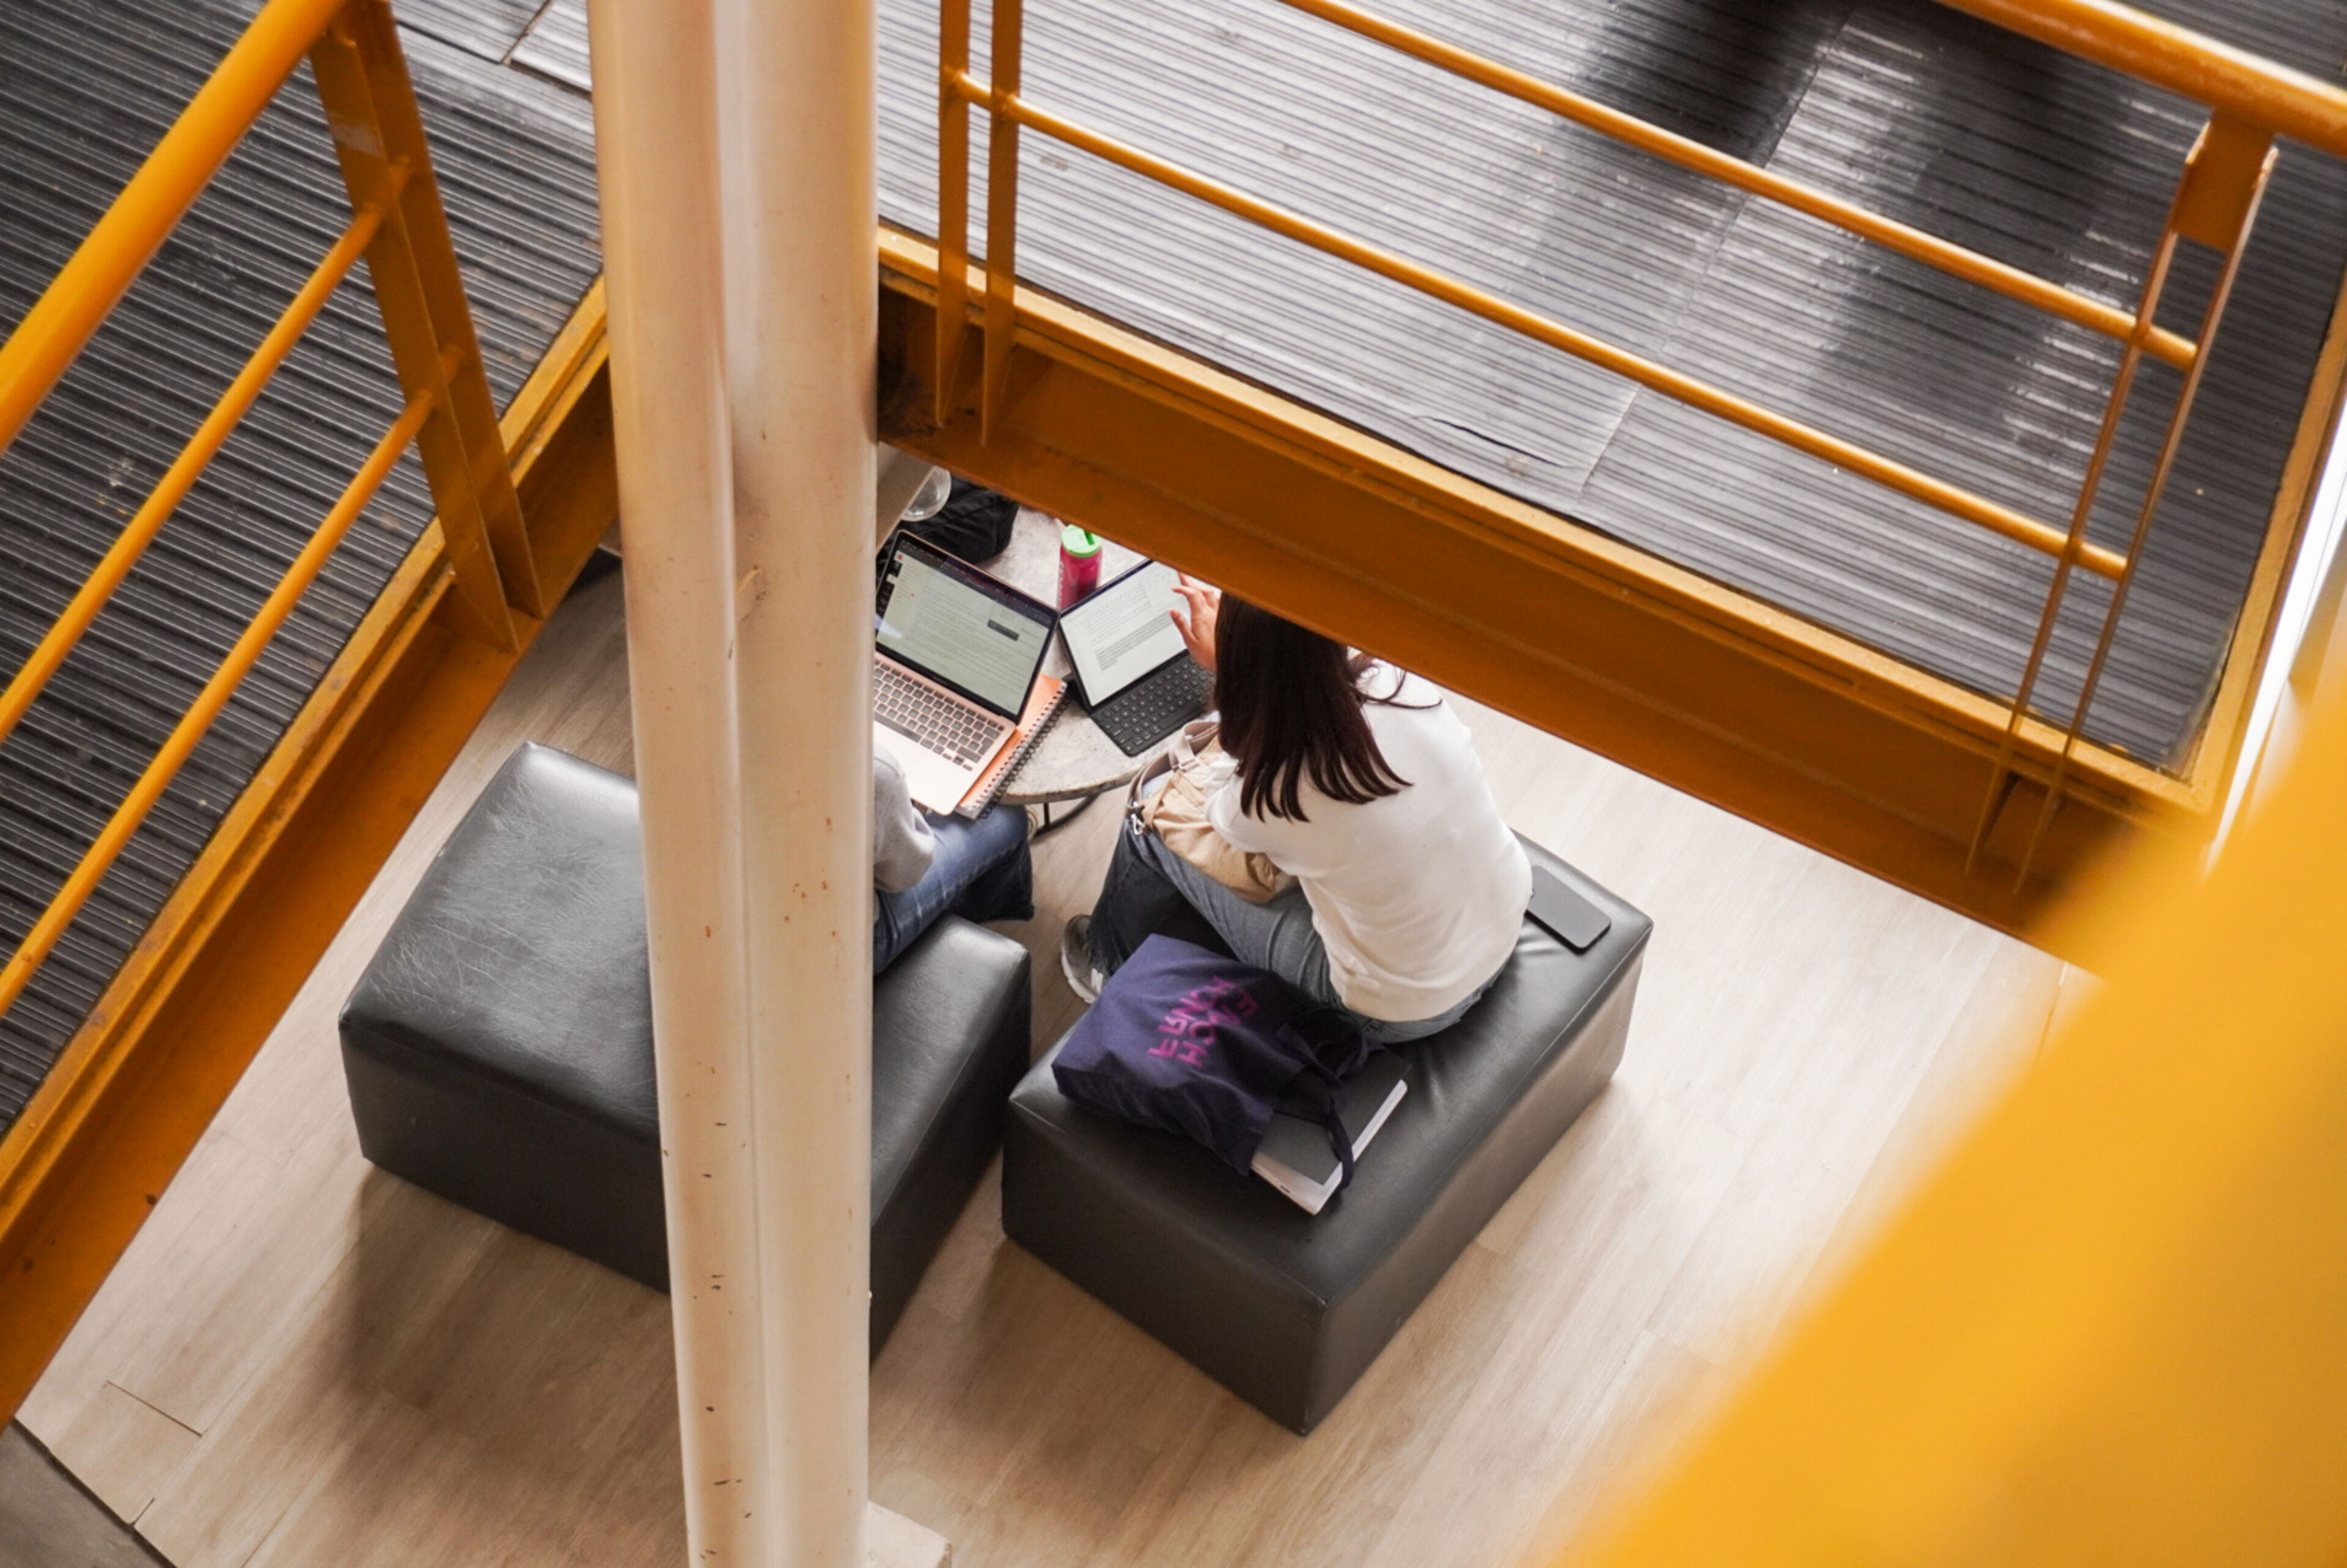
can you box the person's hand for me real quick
[1170,575,1222,673]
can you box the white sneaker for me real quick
[1059,915,1103,1004]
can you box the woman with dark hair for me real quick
[1067,580,1530,1044]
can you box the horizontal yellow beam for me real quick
[1266,0,2195,372]
[956,77,2133,582]
[1565,629,2347,1568]
[1934,0,2347,159]
[0,0,348,460]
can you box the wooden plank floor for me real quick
[18,568,2062,1567]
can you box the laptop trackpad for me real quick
[875,722,981,815]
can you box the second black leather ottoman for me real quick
[1002,840,1647,1433]
[339,743,1032,1352]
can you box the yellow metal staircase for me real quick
[878,0,2347,939]
[0,0,614,1421]
[0,1,2344,1557]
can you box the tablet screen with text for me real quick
[1060,560,1188,704]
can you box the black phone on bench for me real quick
[1527,866,1611,951]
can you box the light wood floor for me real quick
[20,571,2063,1567]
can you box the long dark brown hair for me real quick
[1214,597,1409,822]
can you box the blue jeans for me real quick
[1090,812,1494,1046]
[873,806,1034,972]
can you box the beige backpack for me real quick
[1126,719,1294,905]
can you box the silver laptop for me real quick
[873,532,1056,812]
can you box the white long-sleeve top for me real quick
[1205,668,1530,1022]
[872,749,937,894]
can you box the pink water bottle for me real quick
[1057,525,1102,607]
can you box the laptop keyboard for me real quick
[1092,657,1213,756]
[875,660,1008,767]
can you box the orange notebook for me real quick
[955,673,1066,818]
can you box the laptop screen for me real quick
[876,533,1054,718]
[1059,559,1187,704]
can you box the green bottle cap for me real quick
[1060,525,1101,558]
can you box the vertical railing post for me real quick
[934,0,973,427]
[309,0,538,648]
[1966,226,2184,871]
[980,0,1024,441]
[1971,113,2276,875]
[2014,124,2277,880]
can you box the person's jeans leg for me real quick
[872,806,1034,973]
[1087,811,1227,974]
[942,805,1034,925]
[1126,826,1347,1008]
[1351,976,1492,1046]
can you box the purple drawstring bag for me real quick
[1054,934,1367,1178]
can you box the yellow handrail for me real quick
[0,391,436,1021]
[950,74,2133,580]
[0,199,390,753]
[0,0,350,460]
[1934,0,2347,158]
[1265,0,2196,372]
[0,0,526,1041]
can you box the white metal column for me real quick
[716,0,878,1561]
[587,0,875,1561]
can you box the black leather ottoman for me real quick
[1002,839,1647,1432]
[339,743,1032,1351]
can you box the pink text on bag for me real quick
[1148,976,1260,1068]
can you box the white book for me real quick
[1251,1052,1410,1215]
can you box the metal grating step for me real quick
[856,0,2346,764]
[0,0,601,1132]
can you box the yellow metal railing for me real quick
[933,0,2347,882]
[0,0,531,1023]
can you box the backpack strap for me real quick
[1279,1008,1372,1194]
[1126,717,1223,825]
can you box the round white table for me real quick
[988,510,1155,808]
